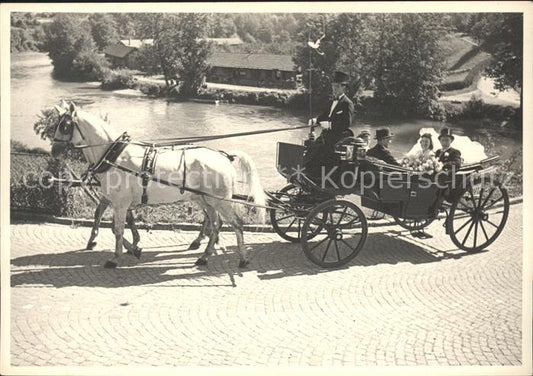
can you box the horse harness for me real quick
[85,132,234,205]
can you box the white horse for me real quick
[51,101,266,268]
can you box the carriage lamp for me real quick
[335,144,354,161]
[356,147,367,161]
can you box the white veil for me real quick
[405,128,487,165]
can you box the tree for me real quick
[112,13,135,39]
[138,13,212,94]
[330,14,374,100]
[137,14,181,87]
[175,14,212,96]
[369,14,445,117]
[293,15,339,111]
[43,14,98,80]
[479,13,522,93]
[89,13,118,51]
[208,14,236,38]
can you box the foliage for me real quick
[10,13,46,52]
[42,14,98,80]
[10,154,69,216]
[370,14,446,117]
[72,50,110,81]
[480,14,523,93]
[89,13,119,51]
[133,44,161,74]
[293,14,339,110]
[33,107,84,161]
[207,14,237,38]
[10,140,49,155]
[139,82,167,96]
[137,13,212,95]
[100,69,138,90]
[175,14,212,96]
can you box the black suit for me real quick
[303,94,354,179]
[435,147,462,170]
[367,143,400,166]
[316,94,354,146]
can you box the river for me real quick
[10,52,520,189]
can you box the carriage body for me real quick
[272,141,509,268]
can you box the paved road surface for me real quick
[8,204,523,367]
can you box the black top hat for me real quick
[438,127,455,140]
[375,128,394,139]
[332,71,349,84]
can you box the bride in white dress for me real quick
[405,127,487,165]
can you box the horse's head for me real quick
[51,101,83,159]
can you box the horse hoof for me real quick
[195,258,207,266]
[104,260,117,269]
[133,247,142,260]
[238,260,249,268]
[188,241,201,250]
[86,241,97,250]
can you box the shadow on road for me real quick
[11,231,484,288]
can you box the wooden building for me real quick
[103,43,138,68]
[206,53,297,89]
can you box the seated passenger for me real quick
[366,128,400,166]
[435,128,462,171]
[356,129,371,148]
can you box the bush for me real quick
[100,69,138,90]
[10,154,69,215]
[139,82,166,96]
[71,50,109,81]
[10,140,49,155]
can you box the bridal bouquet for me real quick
[401,155,443,174]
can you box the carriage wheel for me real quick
[270,184,324,243]
[447,179,509,252]
[393,216,435,231]
[301,199,368,268]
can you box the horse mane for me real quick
[77,110,117,142]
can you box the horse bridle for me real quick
[53,113,86,147]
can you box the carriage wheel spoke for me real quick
[473,221,479,249]
[335,206,348,226]
[481,187,496,208]
[334,240,341,262]
[479,220,490,242]
[461,219,476,247]
[453,217,473,236]
[321,239,333,262]
[281,218,297,234]
[484,195,504,211]
[309,236,329,251]
[276,213,295,222]
[340,238,359,252]
[485,218,501,229]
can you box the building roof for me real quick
[120,39,154,48]
[103,43,137,58]
[207,53,295,72]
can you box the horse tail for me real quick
[229,151,266,224]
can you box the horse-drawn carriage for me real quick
[268,139,509,268]
[49,101,510,269]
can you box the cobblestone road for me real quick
[8,204,524,368]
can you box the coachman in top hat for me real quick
[303,70,355,178]
[314,71,355,147]
[435,127,462,170]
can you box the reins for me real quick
[68,124,310,150]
